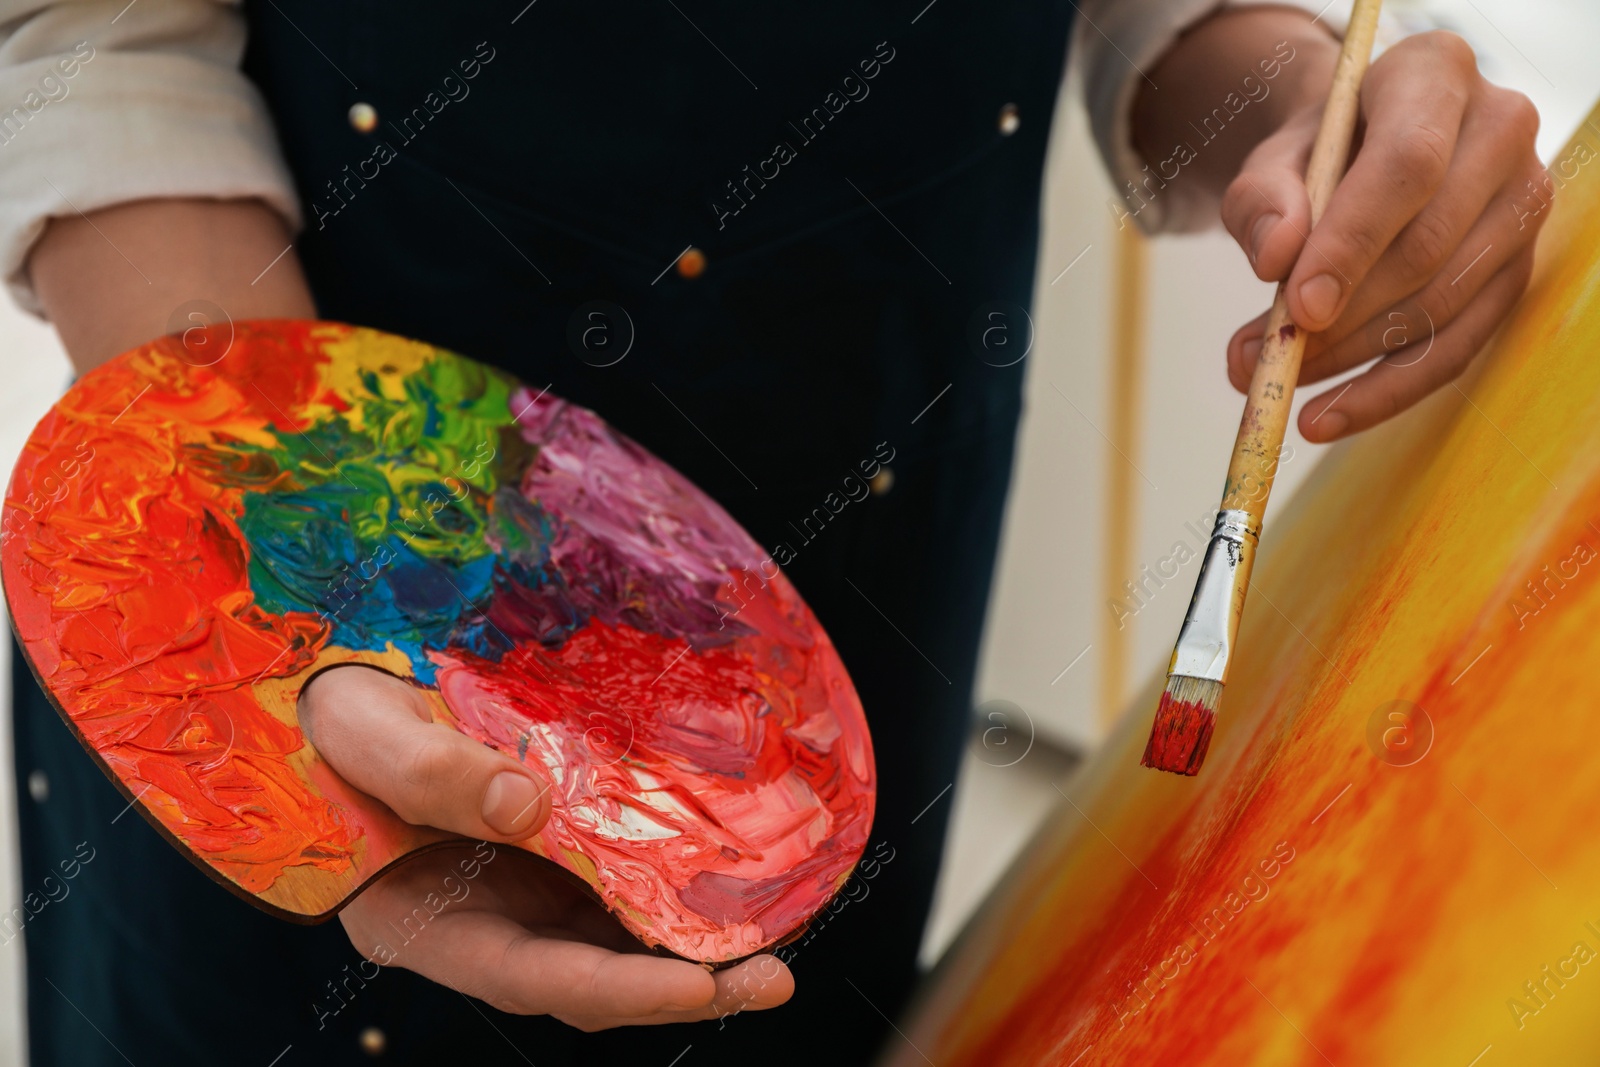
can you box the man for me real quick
[0,0,1544,1062]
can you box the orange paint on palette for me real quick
[1,322,874,961]
[5,339,351,890]
[890,100,1600,1066]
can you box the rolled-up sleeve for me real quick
[1075,0,1353,234]
[0,0,300,314]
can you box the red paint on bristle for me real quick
[1141,690,1215,776]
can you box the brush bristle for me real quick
[1142,675,1221,776]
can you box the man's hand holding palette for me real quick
[0,321,876,994]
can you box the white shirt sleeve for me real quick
[0,0,300,315]
[1075,0,1353,234]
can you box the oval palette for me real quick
[0,320,876,964]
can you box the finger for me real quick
[705,955,795,1016]
[556,955,796,1031]
[1228,129,1541,393]
[1243,171,1533,389]
[1306,86,1539,352]
[407,907,718,1022]
[300,664,550,841]
[1221,108,1318,282]
[1300,226,1514,385]
[1298,249,1532,441]
[1226,310,1272,393]
[1287,32,1475,331]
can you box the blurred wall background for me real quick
[0,0,1594,1059]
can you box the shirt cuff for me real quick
[0,5,301,316]
[1079,0,1351,235]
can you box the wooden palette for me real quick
[0,321,875,964]
[888,102,1600,1065]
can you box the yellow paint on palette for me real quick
[312,323,437,432]
[890,100,1600,1066]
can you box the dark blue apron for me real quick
[13,1,1073,1062]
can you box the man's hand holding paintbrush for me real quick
[1137,7,1544,442]
[1133,2,1546,774]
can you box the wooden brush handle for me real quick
[1221,0,1384,517]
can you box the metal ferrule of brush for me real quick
[1167,509,1261,684]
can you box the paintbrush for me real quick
[1142,0,1384,776]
